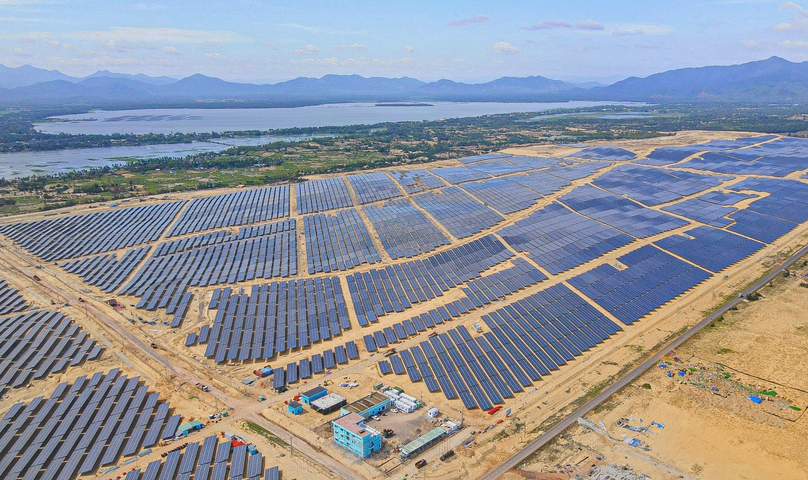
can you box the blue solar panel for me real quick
[654,226,765,272]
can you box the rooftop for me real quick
[302,385,327,398]
[311,392,346,410]
[333,412,380,438]
[400,427,447,457]
[288,400,302,409]
[343,391,389,415]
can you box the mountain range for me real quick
[0,56,804,106]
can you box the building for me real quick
[332,413,382,458]
[399,427,447,459]
[300,385,327,405]
[175,420,205,438]
[427,407,440,418]
[340,392,391,419]
[287,400,303,415]
[311,393,347,414]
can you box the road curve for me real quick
[480,242,808,480]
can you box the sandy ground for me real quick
[511,260,808,480]
[0,130,807,479]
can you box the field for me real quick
[0,130,807,479]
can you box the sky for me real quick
[1,0,808,84]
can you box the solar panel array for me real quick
[638,146,703,166]
[654,226,765,272]
[362,199,449,259]
[461,258,547,305]
[560,185,688,238]
[567,146,636,161]
[729,178,808,224]
[498,203,634,274]
[412,187,504,238]
[388,170,446,194]
[346,172,403,204]
[456,153,511,164]
[697,191,756,205]
[678,151,807,177]
[428,166,492,185]
[637,135,779,166]
[200,277,350,362]
[296,177,354,214]
[303,209,380,274]
[364,298,478,351]
[0,310,102,396]
[120,219,297,311]
[0,202,185,261]
[127,436,278,480]
[504,156,564,170]
[460,178,542,214]
[268,340,360,389]
[726,209,797,243]
[504,170,571,195]
[385,284,621,409]
[60,246,150,293]
[0,369,177,479]
[661,198,735,227]
[465,158,530,176]
[346,235,513,325]
[167,186,289,237]
[543,161,611,181]
[0,280,28,315]
[593,165,728,206]
[569,245,711,325]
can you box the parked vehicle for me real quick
[415,459,427,469]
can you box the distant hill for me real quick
[1,56,807,106]
[0,65,74,89]
[593,56,808,101]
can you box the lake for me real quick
[34,101,632,135]
[0,135,320,179]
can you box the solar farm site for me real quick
[1,130,808,480]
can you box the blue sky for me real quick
[0,0,806,83]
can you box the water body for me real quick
[0,135,319,179]
[35,101,632,135]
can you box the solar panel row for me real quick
[428,166,492,185]
[0,202,185,261]
[304,209,381,274]
[127,434,279,480]
[654,226,765,273]
[0,279,28,315]
[593,165,728,206]
[346,235,513,325]
[0,310,102,396]
[269,340,360,390]
[499,202,634,274]
[296,177,354,214]
[388,170,446,194]
[569,245,711,325]
[388,284,621,409]
[60,246,151,293]
[362,198,449,259]
[167,185,289,237]
[465,158,530,176]
[200,277,350,362]
[560,185,688,238]
[346,172,403,204]
[0,369,176,479]
[460,177,542,215]
[119,219,297,311]
[412,187,505,238]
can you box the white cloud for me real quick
[162,46,179,54]
[612,24,674,36]
[775,2,808,31]
[742,39,760,47]
[521,19,604,31]
[575,20,605,31]
[491,41,518,53]
[405,45,414,52]
[293,44,319,55]
[521,20,573,30]
[781,39,808,47]
[333,43,364,50]
[262,42,279,51]
[67,27,249,44]
[447,15,489,26]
